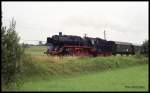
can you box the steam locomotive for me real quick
[45,32,141,57]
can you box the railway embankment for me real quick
[19,54,148,80]
[2,54,148,91]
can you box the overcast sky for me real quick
[2,2,148,45]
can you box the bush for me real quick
[142,40,149,57]
[1,18,24,86]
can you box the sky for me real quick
[2,2,149,45]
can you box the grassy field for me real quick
[3,45,149,91]
[25,45,47,56]
[16,64,148,91]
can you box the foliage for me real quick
[1,18,24,86]
[142,40,149,57]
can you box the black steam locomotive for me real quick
[45,32,141,56]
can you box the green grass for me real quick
[16,64,148,91]
[16,54,148,80]
[25,45,47,56]
[2,46,148,91]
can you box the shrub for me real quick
[1,18,24,86]
[141,40,149,57]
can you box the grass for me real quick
[2,45,149,91]
[16,64,148,91]
[25,45,47,56]
[17,54,148,80]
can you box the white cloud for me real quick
[2,2,148,44]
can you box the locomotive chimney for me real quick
[59,32,62,36]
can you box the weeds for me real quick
[3,46,148,91]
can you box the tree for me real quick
[1,18,24,86]
[142,40,149,57]
[39,41,43,45]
